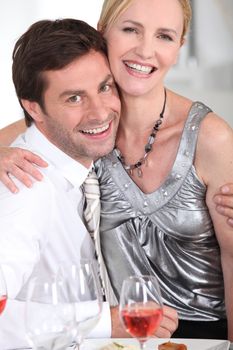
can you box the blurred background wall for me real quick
[165,0,233,127]
[0,0,232,128]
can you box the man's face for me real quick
[34,50,121,167]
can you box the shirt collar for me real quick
[23,124,92,188]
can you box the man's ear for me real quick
[21,99,43,122]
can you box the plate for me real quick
[83,338,230,350]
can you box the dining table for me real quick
[7,338,233,350]
[82,338,233,350]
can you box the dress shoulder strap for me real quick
[173,102,212,176]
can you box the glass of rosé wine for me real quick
[119,275,163,350]
[0,266,7,316]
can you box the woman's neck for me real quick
[118,87,167,136]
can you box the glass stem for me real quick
[139,340,146,350]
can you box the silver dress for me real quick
[95,102,225,321]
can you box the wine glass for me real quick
[25,272,76,350]
[119,275,163,350]
[61,260,103,350]
[0,266,7,315]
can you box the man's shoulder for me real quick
[0,176,54,217]
[10,127,48,160]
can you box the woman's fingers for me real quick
[154,305,178,338]
[215,205,233,227]
[24,151,48,168]
[15,157,45,181]
[0,172,20,193]
[214,184,233,226]
[0,147,48,192]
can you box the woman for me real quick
[97,0,233,340]
[0,0,233,340]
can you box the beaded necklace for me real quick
[115,88,167,178]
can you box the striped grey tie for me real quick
[83,169,100,239]
[83,169,118,305]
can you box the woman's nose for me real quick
[135,36,155,60]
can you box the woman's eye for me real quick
[68,95,81,103]
[122,27,138,34]
[158,34,173,41]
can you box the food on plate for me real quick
[158,341,187,350]
[100,341,139,350]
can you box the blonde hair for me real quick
[98,0,192,41]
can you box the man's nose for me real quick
[87,98,109,121]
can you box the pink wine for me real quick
[122,308,163,338]
[0,295,7,314]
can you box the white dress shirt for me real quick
[0,124,111,349]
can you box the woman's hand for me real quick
[0,147,48,193]
[154,305,178,338]
[214,184,233,227]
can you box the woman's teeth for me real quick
[81,123,110,134]
[125,62,154,74]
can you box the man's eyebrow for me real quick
[59,74,114,98]
[59,89,85,99]
[99,74,115,88]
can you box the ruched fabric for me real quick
[95,102,225,321]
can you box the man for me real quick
[0,18,182,348]
[0,18,122,348]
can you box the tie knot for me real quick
[83,170,100,198]
[86,169,98,181]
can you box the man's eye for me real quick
[101,84,111,93]
[100,82,117,93]
[68,95,81,103]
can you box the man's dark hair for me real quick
[12,18,107,126]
